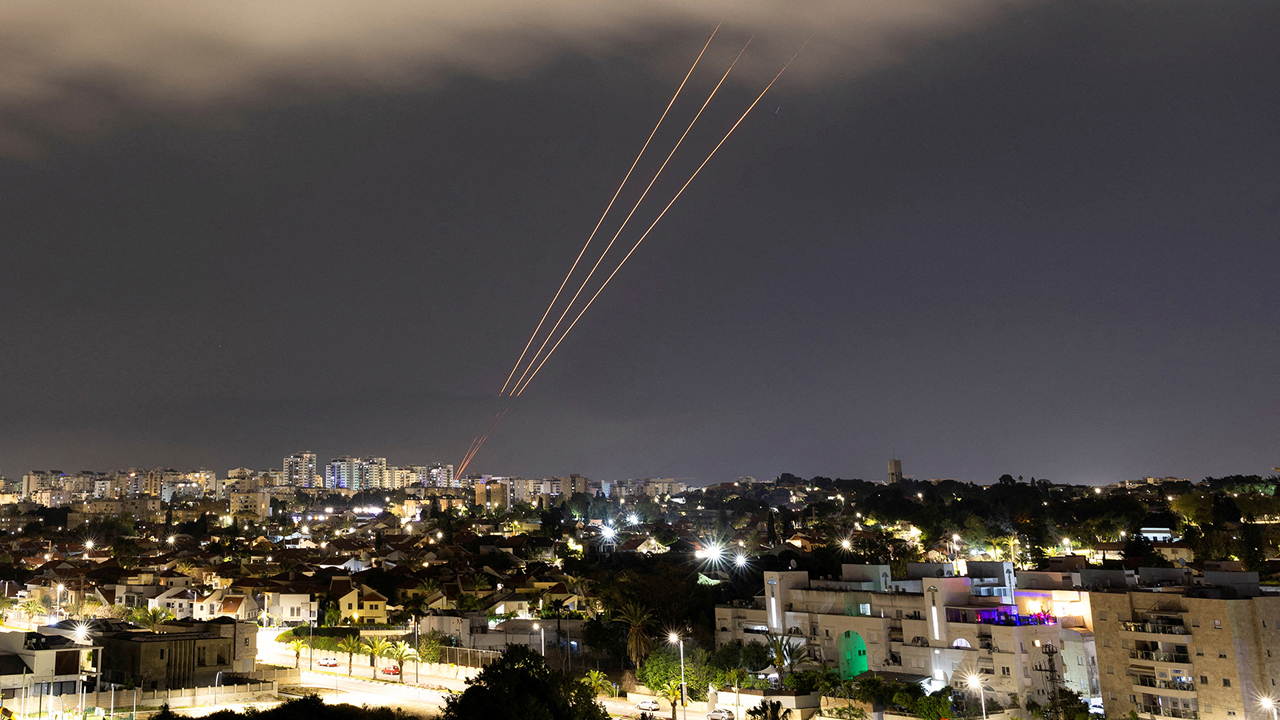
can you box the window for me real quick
[1099,613,1107,621]
[1129,695,1137,704]
[1107,665,1115,675]
[244,638,250,647]
[1103,639,1111,647]
[1214,620,1222,629]
[159,649,165,660]
[1201,676,1208,685]
[1219,652,1227,659]
[1223,679,1231,688]
[347,603,353,609]
[1002,667,1011,676]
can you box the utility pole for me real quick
[1033,640,1062,720]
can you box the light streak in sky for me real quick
[513,41,811,396]
[455,406,509,478]
[506,34,754,397]
[498,23,722,396]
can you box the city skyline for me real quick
[1,2,1276,490]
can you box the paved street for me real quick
[256,630,664,718]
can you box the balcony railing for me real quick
[1122,621,1188,636]
[1135,676,1197,692]
[1130,650,1191,664]
[1140,705,1199,719]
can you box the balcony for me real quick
[1130,650,1191,664]
[1122,621,1189,636]
[1140,705,1198,719]
[1134,676,1197,692]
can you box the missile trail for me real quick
[507,35,755,396]
[459,408,507,477]
[497,23,722,396]
[513,43,810,397]
[456,406,510,478]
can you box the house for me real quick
[0,630,100,700]
[328,577,387,624]
[192,589,259,622]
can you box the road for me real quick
[256,630,665,718]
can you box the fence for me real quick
[0,681,279,717]
[434,646,501,669]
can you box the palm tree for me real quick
[0,595,14,622]
[18,598,43,625]
[545,598,568,670]
[384,641,419,683]
[655,678,683,720]
[616,602,652,668]
[416,578,443,606]
[129,607,176,631]
[363,636,392,672]
[286,637,309,669]
[765,632,807,678]
[454,593,481,613]
[582,669,613,697]
[747,700,792,720]
[337,636,363,676]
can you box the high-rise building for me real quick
[475,477,511,510]
[888,458,904,484]
[284,452,318,487]
[428,463,455,489]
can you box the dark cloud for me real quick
[0,1,1277,485]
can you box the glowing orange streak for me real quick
[455,435,481,476]
[508,36,754,397]
[456,407,510,477]
[498,23,722,396]
[515,44,809,397]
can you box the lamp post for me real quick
[1261,697,1278,720]
[214,671,223,708]
[57,584,65,621]
[967,674,986,720]
[532,623,544,656]
[668,633,686,720]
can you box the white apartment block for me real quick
[716,562,1096,708]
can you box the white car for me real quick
[707,711,735,720]
[635,700,661,712]
[317,657,339,667]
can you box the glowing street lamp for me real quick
[734,554,747,569]
[1261,697,1278,720]
[669,633,686,720]
[84,540,94,551]
[967,674,987,720]
[533,622,545,656]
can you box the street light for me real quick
[1261,697,1278,720]
[533,623,544,656]
[56,584,65,621]
[668,633,686,720]
[967,674,986,720]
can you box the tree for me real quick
[337,636,363,676]
[747,700,792,720]
[363,637,392,669]
[129,607,176,631]
[286,637,309,669]
[384,641,418,683]
[616,602,653,668]
[655,678,683,720]
[582,669,613,697]
[442,644,608,720]
[455,593,481,613]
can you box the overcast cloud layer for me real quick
[0,1,1276,486]
[0,0,1008,156]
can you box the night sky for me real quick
[1,1,1277,486]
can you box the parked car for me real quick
[635,700,660,712]
[381,665,401,676]
[707,711,735,720]
[317,657,339,667]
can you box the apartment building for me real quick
[716,563,1095,709]
[1091,571,1280,720]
